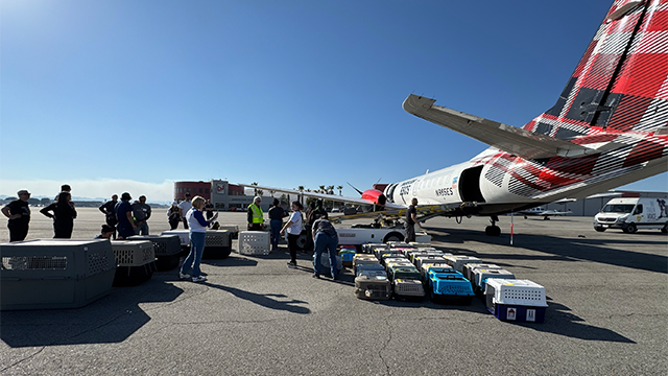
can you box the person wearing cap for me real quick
[115,192,136,239]
[247,196,264,231]
[2,190,32,242]
[178,193,193,230]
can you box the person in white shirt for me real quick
[179,195,218,283]
[178,192,193,229]
[280,201,304,268]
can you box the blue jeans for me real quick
[181,231,205,278]
[270,219,282,249]
[313,232,338,277]
[135,221,149,235]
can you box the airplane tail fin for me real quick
[527,0,668,138]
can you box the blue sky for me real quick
[1,0,666,201]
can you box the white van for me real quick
[594,197,668,233]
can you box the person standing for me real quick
[404,198,423,243]
[132,195,152,235]
[178,193,192,230]
[99,194,119,239]
[2,189,32,242]
[312,214,339,279]
[280,201,303,268]
[247,196,264,231]
[168,202,181,230]
[204,199,215,220]
[115,192,136,239]
[305,199,328,252]
[268,198,288,251]
[179,195,218,283]
[40,191,77,239]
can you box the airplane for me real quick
[513,207,573,220]
[242,0,668,236]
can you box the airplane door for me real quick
[458,166,486,203]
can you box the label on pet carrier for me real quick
[526,309,536,322]
[507,308,517,320]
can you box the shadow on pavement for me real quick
[204,283,310,315]
[428,228,668,274]
[516,300,636,343]
[0,274,183,348]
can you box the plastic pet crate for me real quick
[462,263,501,286]
[203,230,232,259]
[427,268,474,305]
[110,240,156,286]
[362,243,386,254]
[1,239,116,310]
[355,263,385,277]
[420,262,453,278]
[160,230,190,248]
[444,255,483,273]
[393,279,425,299]
[354,273,392,300]
[475,268,515,293]
[338,247,356,267]
[128,234,181,271]
[484,279,547,323]
[387,265,421,282]
[414,255,447,271]
[317,253,343,272]
[238,231,271,256]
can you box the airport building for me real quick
[174,180,269,210]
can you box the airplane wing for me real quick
[237,183,406,209]
[403,94,600,160]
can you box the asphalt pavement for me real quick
[1,208,666,375]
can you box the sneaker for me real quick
[179,271,191,280]
[287,261,297,269]
[192,275,207,283]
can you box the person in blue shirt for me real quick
[179,195,218,283]
[115,192,136,239]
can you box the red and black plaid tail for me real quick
[523,0,668,139]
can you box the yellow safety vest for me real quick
[250,203,263,224]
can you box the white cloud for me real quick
[0,179,175,202]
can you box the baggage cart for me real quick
[1,239,116,310]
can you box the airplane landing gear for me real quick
[485,216,501,236]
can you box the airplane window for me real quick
[633,205,643,215]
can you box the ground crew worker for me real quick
[247,196,264,231]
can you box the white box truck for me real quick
[593,197,668,233]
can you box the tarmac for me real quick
[1,208,667,375]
